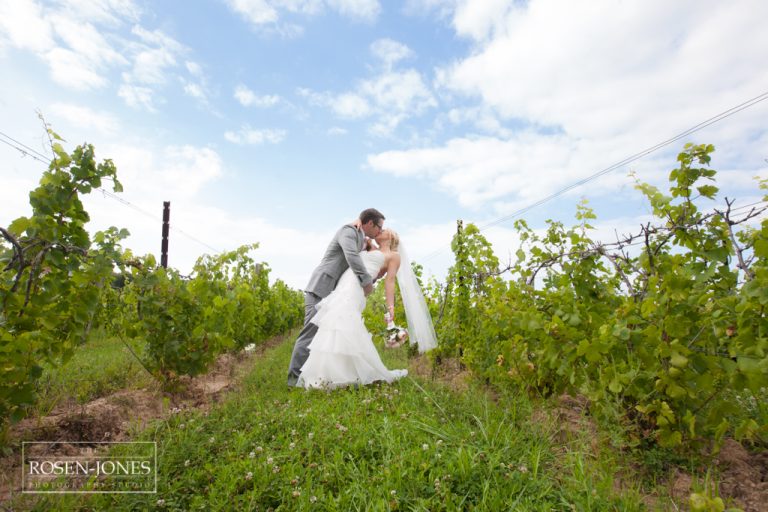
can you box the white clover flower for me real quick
[310,496,317,503]
[249,451,256,458]
[422,443,429,451]
[209,437,215,443]
[289,442,296,450]
[272,465,280,473]
[156,499,165,506]
[308,432,314,439]
[292,490,301,498]
[267,457,274,464]
[390,490,397,496]
[291,429,297,436]
[518,465,528,473]
[184,459,190,467]
[436,439,443,446]
[245,471,253,480]
[255,446,264,453]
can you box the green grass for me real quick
[33,330,154,415]
[15,335,651,511]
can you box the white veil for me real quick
[397,243,438,352]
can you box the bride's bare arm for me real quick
[384,253,401,321]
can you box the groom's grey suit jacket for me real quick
[305,224,373,298]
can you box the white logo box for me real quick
[22,441,157,494]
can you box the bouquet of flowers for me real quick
[384,312,408,348]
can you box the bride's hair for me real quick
[388,230,400,252]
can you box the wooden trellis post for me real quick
[161,201,170,268]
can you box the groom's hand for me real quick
[363,283,373,296]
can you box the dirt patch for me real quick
[716,439,768,512]
[408,354,472,393]
[662,440,768,512]
[529,394,600,453]
[553,394,596,445]
[0,334,290,504]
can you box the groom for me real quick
[286,208,386,387]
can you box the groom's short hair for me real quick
[360,208,385,225]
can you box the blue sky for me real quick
[1,0,767,289]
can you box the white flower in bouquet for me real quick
[384,312,408,348]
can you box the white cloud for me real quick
[360,69,436,135]
[180,62,212,105]
[123,26,183,85]
[43,47,108,90]
[0,0,54,52]
[49,13,127,67]
[51,0,141,26]
[0,0,194,107]
[370,38,413,70]
[185,60,202,76]
[442,0,768,140]
[103,143,224,199]
[118,84,156,111]
[48,103,119,134]
[332,93,371,118]
[0,1,133,90]
[158,146,223,197]
[226,0,284,27]
[363,69,435,115]
[276,0,324,15]
[234,84,281,107]
[367,131,661,211]
[326,0,380,22]
[113,25,193,109]
[327,126,348,136]
[225,0,380,32]
[452,0,514,41]
[362,0,768,211]
[224,125,287,145]
[403,0,456,19]
[306,40,436,136]
[183,82,205,100]
[444,106,510,137]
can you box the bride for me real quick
[297,229,437,389]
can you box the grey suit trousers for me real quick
[287,291,322,386]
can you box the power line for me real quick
[1,132,221,254]
[0,135,49,164]
[420,89,768,264]
[0,131,51,161]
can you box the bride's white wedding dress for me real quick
[297,250,408,389]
